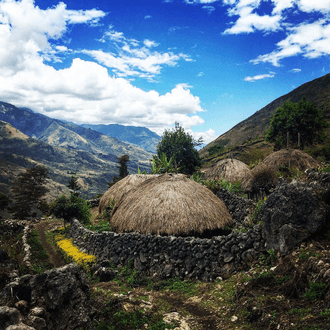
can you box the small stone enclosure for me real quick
[69,176,330,281]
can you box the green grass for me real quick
[27,229,53,274]
[304,282,327,301]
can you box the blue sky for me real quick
[0,0,330,143]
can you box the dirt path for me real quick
[35,221,66,268]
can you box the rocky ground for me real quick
[1,212,330,330]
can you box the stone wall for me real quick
[69,219,265,281]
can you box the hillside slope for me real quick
[200,73,330,156]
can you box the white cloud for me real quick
[144,15,152,19]
[187,128,216,144]
[185,0,219,3]
[244,72,276,82]
[297,0,330,13]
[197,72,205,77]
[202,5,216,13]
[143,39,159,48]
[251,19,330,66]
[224,4,281,34]
[91,26,191,80]
[291,68,302,72]
[0,0,207,138]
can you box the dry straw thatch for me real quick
[204,158,250,182]
[110,173,233,236]
[241,148,320,192]
[99,174,157,214]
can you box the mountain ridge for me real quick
[200,73,330,156]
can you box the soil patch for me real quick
[34,221,66,268]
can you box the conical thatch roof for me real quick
[110,173,233,236]
[204,158,250,182]
[241,148,320,192]
[99,174,158,213]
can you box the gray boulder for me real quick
[260,181,329,254]
[0,264,92,330]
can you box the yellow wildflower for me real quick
[55,234,96,265]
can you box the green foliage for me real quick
[265,97,328,148]
[27,229,53,274]
[151,152,175,174]
[50,194,91,225]
[137,166,146,174]
[304,282,326,301]
[157,122,203,175]
[253,198,266,221]
[190,172,203,183]
[208,143,224,156]
[118,155,130,179]
[67,172,81,196]
[11,165,49,219]
[0,193,11,211]
[96,309,175,330]
[86,219,111,233]
[320,309,330,317]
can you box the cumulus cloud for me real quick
[291,68,302,73]
[187,128,216,144]
[251,19,330,66]
[244,72,276,82]
[0,0,207,137]
[89,26,191,80]
[217,0,330,65]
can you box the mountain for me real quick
[0,102,153,163]
[200,73,330,156]
[80,123,161,153]
[0,102,154,198]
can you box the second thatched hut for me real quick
[241,148,320,198]
[110,173,233,236]
[98,174,158,214]
[204,158,250,182]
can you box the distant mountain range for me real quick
[0,102,153,199]
[81,124,160,153]
[200,73,330,156]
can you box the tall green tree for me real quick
[67,172,81,196]
[11,166,49,219]
[265,97,328,149]
[118,155,130,179]
[157,122,203,175]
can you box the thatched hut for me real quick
[98,174,157,214]
[241,148,320,197]
[110,173,233,236]
[204,158,250,182]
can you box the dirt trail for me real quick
[35,221,66,268]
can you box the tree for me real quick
[0,193,11,211]
[118,155,130,179]
[11,166,49,219]
[67,172,81,196]
[157,122,203,175]
[265,97,328,149]
[50,174,90,227]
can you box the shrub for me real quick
[50,194,91,225]
[0,193,11,211]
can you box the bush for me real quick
[0,193,11,211]
[50,194,91,225]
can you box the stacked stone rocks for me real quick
[69,220,265,281]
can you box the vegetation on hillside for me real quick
[265,96,328,149]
